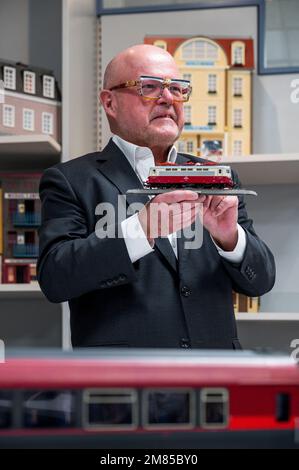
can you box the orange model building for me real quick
[145,36,253,158]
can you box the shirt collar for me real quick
[112,135,177,174]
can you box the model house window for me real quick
[2,104,15,127]
[208,106,217,125]
[233,77,243,97]
[182,40,218,61]
[183,73,192,82]
[42,112,53,134]
[3,66,16,90]
[233,109,243,128]
[23,109,35,131]
[208,74,217,93]
[184,105,192,125]
[23,71,36,94]
[233,140,242,156]
[153,40,167,50]
[43,75,55,98]
[177,141,185,153]
[232,42,245,65]
[186,141,194,153]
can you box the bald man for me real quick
[38,45,275,349]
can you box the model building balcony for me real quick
[13,213,41,227]
[12,243,39,258]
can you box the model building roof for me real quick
[0,58,61,101]
[144,36,254,69]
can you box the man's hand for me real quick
[202,195,239,251]
[138,190,205,244]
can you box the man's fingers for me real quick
[153,190,205,205]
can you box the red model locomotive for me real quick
[144,162,234,189]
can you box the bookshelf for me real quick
[0,0,297,353]
[0,284,43,299]
[236,313,299,321]
[0,0,63,348]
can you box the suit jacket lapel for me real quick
[96,139,178,273]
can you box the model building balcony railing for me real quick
[13,213,41,227]
[13,243,39,258]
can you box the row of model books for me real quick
[0,173,40,284]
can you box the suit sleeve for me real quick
[37,167,138,303]
[220,169,276,297]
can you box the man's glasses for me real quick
[109,75,192,102]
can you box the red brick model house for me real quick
[0,59,61,144]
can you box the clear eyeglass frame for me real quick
[109,75,192,102]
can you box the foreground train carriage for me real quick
[0,350,299,448]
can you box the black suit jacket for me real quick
[37,139,275,349]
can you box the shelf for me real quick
[0,284,44,299]
[236,312,299,321]
[210,153,299,186]
[0,134,61,170]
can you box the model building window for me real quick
[43,75,55,98]
[208,74,217,94]
[233,77,243,97]
[182,40,218,61]
[186,141,194,153]
[23,108,35,131]
[233,109,243,128]
[23,71,36,94]
[232,42,245,66]
[208,105,217,125]
[233,140,242,156]
[2,104,15,127]
[3,66,16,90]
[200,388,229,428]
[177,141,185,153]
[42,112,53,135]
[153,40,167,50]
[184,105,192,125]
[183,73,192,82]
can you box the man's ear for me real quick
[100,90,117,118]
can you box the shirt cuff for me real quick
[212,224,247,264]
[121,213,155,263]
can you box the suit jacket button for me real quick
[180,338,191,348]
[181,286,191,297]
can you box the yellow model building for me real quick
[145,36,254,158]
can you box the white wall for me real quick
[0,0,62,86]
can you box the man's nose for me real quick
[157,86,174,105]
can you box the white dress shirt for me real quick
[113,135,246,264]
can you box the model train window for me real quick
[200,388,229,428]
[276,393,290,422]
[82,389,138,430]
[0,391,12,428]
[23,390,76,428]
[143,389,195,429]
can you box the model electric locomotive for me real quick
[145,162,234,189]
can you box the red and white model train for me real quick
[0,350,298,448]
[145,162,234,189]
